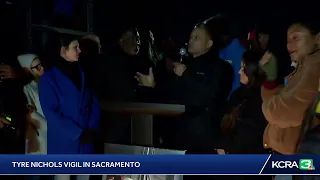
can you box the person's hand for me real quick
[0,115,10,129]
[26,104,40,129]
[0,64,18,82]
[259,52,272,66]
[135,67,155,88]
[172,62,186,77]
[216,149,226,154]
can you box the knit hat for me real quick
[17,54,38,68]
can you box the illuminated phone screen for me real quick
[5,116,11,121]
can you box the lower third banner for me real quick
[0,155,319,175]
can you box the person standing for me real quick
[263,19,320,154]
[0,59,29,155]
[17,54,47,155]
[220,38,246,92]
[17,53,53,180]
[262,19,320,180]
[79,34,102,90]
[96,28,153,145]
[0,57,29,180]
[39,34,100,180]
[136,22,234,154]
[216,15,246,93]
[216,50,271,180]
[96,28,152,102]
[219,50,268,154]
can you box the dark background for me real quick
[1,0,313,59]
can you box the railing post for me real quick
[86,0,94,33]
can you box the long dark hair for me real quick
[221,50,265,134]
[242,50,266,88]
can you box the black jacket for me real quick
[217,86,269,154]
[164,52,234,152]
[79,39,101,89]
[0,79,28,154]
[95,46,153,102]
[171,52,233,107]
[55,57,82,91]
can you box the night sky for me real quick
[93,0,297,45]
[2,0,316,57]
[95,0,254,43]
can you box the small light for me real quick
[5,116,11,121]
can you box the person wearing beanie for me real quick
[17,54,50,180]
[17,54,47,155]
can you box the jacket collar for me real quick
[287,50,320,78]
[297,49,320,67]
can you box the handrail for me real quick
[31,24,89,36]
[99,101,185,116]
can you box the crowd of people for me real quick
[0,14,320,180]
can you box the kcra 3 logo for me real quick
[272,159,315,170]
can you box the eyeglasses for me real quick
[31,63,42,71]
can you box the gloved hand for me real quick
[79,129,100,144]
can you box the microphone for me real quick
[174,47,187,79]
[291,62,297,69]
[179,47,187,63]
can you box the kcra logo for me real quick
[271,159,315,170]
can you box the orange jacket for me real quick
[262,51,320,154]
